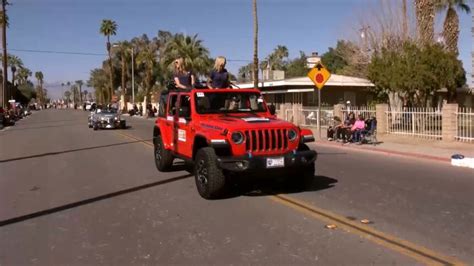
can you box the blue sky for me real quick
[7,0,473,98]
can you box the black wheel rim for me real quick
[196,159,208,186]
[155,143,162,163]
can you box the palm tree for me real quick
[8,54,22,86]
[162,34,211,76]
[137,43,158,103]
[415,0,435,45]
[100,19,117,102]
[17,67,31,85]
[75,80,84,104]
[34,71,44,104]
[115,41,131,104]
[253,0,259,89]
[88,68,108,104]
[435,0,471,54]
[64,90,71,105]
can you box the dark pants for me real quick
[336,127,350,141]
[352,129,363,142]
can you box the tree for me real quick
[415,0,435,45]
[100,19,117,102]
[321,41,351,74]
[75,80,84,103]
[137,43,158,103]
[17,67,31,85]
[435,0,471,54]
[7,54,22,86]
[252,0,259,89]
[64,90,71,104]
[88,68,108,104]
[285,51,308,78]
[34,71,44,104]
[115,41,131,103]
[162,33,211,77]
[368,41,465,106]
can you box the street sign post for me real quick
[307,63,331,139]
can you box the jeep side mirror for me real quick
[268,105,276,116]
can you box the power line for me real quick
[9,48,252,62]
[10,48,106,56]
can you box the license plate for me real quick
[266,157,284,168]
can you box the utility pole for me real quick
[1,0,8,107]
[131,47,135,104]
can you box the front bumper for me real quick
[96,120,124,129]
[216,150,317,172]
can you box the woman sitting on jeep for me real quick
[208,56,230,89]
[173,58,195,89]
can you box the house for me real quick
[237,74,375,107]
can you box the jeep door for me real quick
[176,94,193,158]
[162,93,178,151]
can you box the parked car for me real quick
[89,107,126,130]
[153,88,317,199]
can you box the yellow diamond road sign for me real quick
[307,63,331,90]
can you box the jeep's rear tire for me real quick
[194,147,226,199]
[154,135,173,171]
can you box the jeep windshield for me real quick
[195,91,267,114]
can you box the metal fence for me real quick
[342,106,376,121]
[456,107,474,142]
[285,107,334,128]
[386,107,442,139]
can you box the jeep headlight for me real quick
[101,117,105,121]
[115,116,119,120]
[287,129,298,141]
[231,131,244,144]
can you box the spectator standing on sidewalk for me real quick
[174,58,195,89]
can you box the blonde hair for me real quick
[213,56,226,72]
[174,58,186,73]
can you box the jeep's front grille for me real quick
[244,129,288,152]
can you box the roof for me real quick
[236,74,374,89]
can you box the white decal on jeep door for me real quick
[178,129,186,142]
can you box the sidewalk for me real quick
[314,133,474,163]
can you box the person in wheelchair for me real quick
[361,116,377,144]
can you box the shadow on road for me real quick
[0,174,192,227]
[221,175,338,199]
[13,118,86,125]
[1,123,84,132]
[0,139,154,163]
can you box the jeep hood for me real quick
[199,114,296,131]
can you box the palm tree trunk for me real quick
[79,84,82,104]
[414,0,435,45]
[1,0,8,104]
[402,0,408,40]
[107,35,114,103]
[252,0,259,89]
[121,56,127,108]
[443,7,459,55]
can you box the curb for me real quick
[313,140,451,163]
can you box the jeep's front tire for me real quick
[194,147,226,199]
[290,144,315,190]
[154,135,173,171]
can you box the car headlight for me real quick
[231,131,244,144]
[115,116,119,120]
[101,117,105,121]
[287,129,298,141]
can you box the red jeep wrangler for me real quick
[153,88,317,199]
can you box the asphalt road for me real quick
[0,109,473,265]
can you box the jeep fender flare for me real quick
[193,134,209,160]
